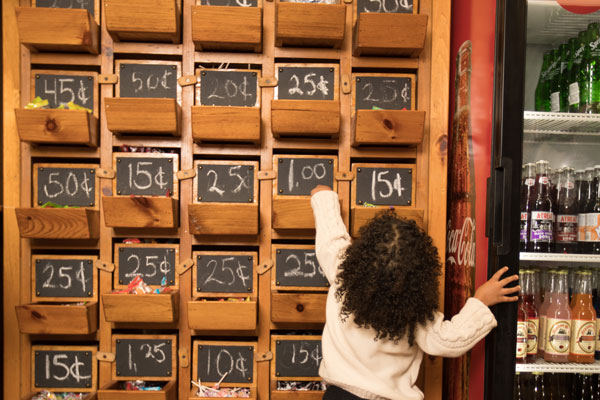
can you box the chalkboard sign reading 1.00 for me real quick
[117,246,177,288]
[355,166,413,206]
[275,338,322,378]
[34,257,95,301]
[357,0,413,14]
[355,75,414,111]
[36,165,97,208]
[119,63,179,99]
[195,254,254,294]
[196,162,256,203]
[36,0,95,15]
[195,344,255,384]
[198,70,259,107]
[33,346,96,390]
[115,155,176,197]
[277,157,335,196]
[115,337,175,379]
[34,73,95,112]
[275,248,328,289]
[276,67,335,101]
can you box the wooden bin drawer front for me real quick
[16,208,99,239]
[353,13,428,57]
[275,2,346,48]
[105,98,180,135]
[271,293,326,324]
[188,203,258,235]
[102,292,179,323]
[271,100,340,137]
[102,196,179,229]
[98,380,176,400]
[354,110,425,145]
[16,302,98,335]
[191,106,261,143]
[104,0,181,43]
[188,301,257,331]
[191,6,262,52]
[15,109,98,146]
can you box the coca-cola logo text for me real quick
[446,217,475,268]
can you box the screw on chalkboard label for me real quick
[247,287,252,292]
[198,196,202,201]
[202,72,206,76]
[252,73,257,76]
[407,200,411,205]
[329,68,333,72]
[248,257,252,260]
[279,159,283,163]
[39,167,44,171]
[36,291,40,295]
[170,249,174,253]
[170,280,174,284]
[357,168,362,173]
[119,248,124,252]
[276,281,280,286]
[277,250,281,254]
[119,280,123,284]
[248,198,252,202]
[36,260,40,264]
[198,345,203,350]
[36,75,40,79]
[117,339,121,344]
[279,68,283,72]
[168,159,172,163]
[87,291,92,296]
[167,371,171,376]
[358,201,363,205]
[328,160,332,164]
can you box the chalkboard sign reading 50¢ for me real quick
[114,153,179,198]
[34,163,99,209]
[116,60,181,104]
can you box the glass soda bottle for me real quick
[588,23,600,113]
[517,270,528,364]
[579,24,600,114]
[551,43,569,112]
[590,166,600,254]
[531,372,545,400]
[544,269,571,362]
[569,270,597,363]
[594,270,600,360]
[536,51,554,112]
[555,167,579,254]
[521,163,536,252]
[539,270,556,359]
[530,161,554,252]
[579,167,594,254]
[561,37,578,112]
[569,31,587,112]
[523,270,540,362]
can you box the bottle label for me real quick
[539,176,549,185]
[570,319,596,355]
[565,181,575,190]
[591,37,600,57]
[539,315,547,352]
[545,318,571,355]
[569,82,580,106]
[530,211,554,242]
[520,212,528,241]
[585,213,600,242]
[525,178,534,187]
[527,317,539,355]
[596,318,600,353]
[550,91,561,112]
[579,213,587,242]
[516,320,528,359]
[556,214,578,243]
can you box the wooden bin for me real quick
[16,208,100,239]
[16,302,98,335]
[103,153,179,229]
[353,13,428,57]
[189,160,259,235]
[188,251,258,331]
[104,0,182,43]
[16,7,99,53]
[15,109,98,146]
[191,3,262,53]
[275,1,346,48]
[25,393,96,400]
[98,381,177,400]
[189,387,257,400]
[31,345,98,393]
[103,291,180,323]
[272,155,338,230]
[350,163,423,237]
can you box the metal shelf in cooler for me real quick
[520,252,600,266]
[516,359,600,373]
[523,112,600,144]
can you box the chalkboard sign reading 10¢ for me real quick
[113,335,176,380]
[116,61,181,102]
[32,70,98,117]
[273,245,328,290]
[33,346,97,392]
[275,156,337,196]
[32,255,98,302]
[275,64,337,101]
[353,73,415,111]
[115,244,179,289]
[198,0,259,7]
[34,164,98,208]
[356,0,415,14]
[352,164,415,207]
[195,161,258,204]
[272,336,322,379]
[193,342,256,385]
[193,252,256,297]
[114,153,178,197]
[196,69,260,107]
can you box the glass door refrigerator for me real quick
[485,0,600,399]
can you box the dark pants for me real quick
[323,385,367,400]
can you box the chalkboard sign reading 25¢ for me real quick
[354,74,415,111]
[273,246,328,290]
[33,255,97,302]
[275,65,337,101]
[115,244,178,289]
[114,153,178,197]
[194,252,256,296]
[195,161,257,203]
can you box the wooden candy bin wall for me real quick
[3,0,450,399]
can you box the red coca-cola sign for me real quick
[447,217,476,269]
[558,0,600,14]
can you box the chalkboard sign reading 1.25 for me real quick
[115,154,177,197]
[36,0,96,16]
[274,338,322,378]
[355,166,414,206]
[34,257,96,301]
[195,253,254,295]
[195,343,255,384]
[34,73,95,112]
[354,75,414,111]
[276,157,335,196]
[197,70,259,107]
[276,66,336,101]
[274,247,328,289]
[35,164,97,208]
[33,346,96,391]
[116,245,177,288]
[357,0,414,14]
[118,62,179,100]
[196,162,256,203]
[114,336,175,380]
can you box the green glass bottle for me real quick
[551,43,569,112]
[535,51,553,111]
[569,31,587,112]
[541,49,560,112]
[589,23,600,113]
[578,24,600,113]
[561,38,577,112]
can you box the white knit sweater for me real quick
[311,190,497,400]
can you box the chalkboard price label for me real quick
[119,63,179,99]
[200,0,258,6]
[274,247,328,289]
[276,157,335,196]
[198,70,259,107]
[34,73,95,111]
[355,166,413,206]
[275,338,322,378]
[195,254,254,294]
[116,245,177,288]
[114,336,175,379]
[115,155,176,197]
[36,0,96,15]
[195,344,255,384]
[356,0,413,14]
[196,162,256,203]
[33,256,96,301]
[36,165,97,208]
[355,75,413,111]
[276,67,335,101]
[33,346,96,391]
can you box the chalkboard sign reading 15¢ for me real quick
[193,251,257,297]
[275,156,337,196]
[196,69,260,107]
[34,164,99,209]
[272,245,328,290]
[113,335,177,380]
[193,341,256,385]
[272,336,323,379]
[194,161,258,204]
[116,61,181,102]
[32,255,98,302]
[114,153,178,198]
[352,164,416,207]
[115,244,179,289]
[275,64,338,101]
[33,345,97,392]
[353,73,416,111]
[32,70,98,117]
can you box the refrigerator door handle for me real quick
[492,157,513,255]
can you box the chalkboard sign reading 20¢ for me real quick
[197,70,259,107]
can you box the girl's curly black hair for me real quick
[335,211,441,346]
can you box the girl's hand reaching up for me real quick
[474,266,520,307]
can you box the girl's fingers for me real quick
[499,274,519,286]
[491,266,510,281]
[502,286,520,294]
[503,296,519,302]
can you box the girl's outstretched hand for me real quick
[474,266,520,307]
[311,185,332,196]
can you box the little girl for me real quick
[310,186,519,400]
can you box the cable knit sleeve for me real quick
[414,297,497,358]
[311,190,352,284]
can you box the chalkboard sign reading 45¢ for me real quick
[114,153,179,198]
[34,163,99,209]
[32,70,98,117]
